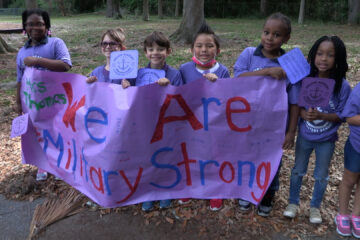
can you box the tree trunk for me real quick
[25,0,38,9]
[143,0,149,21]
[113,0,122,19]
[56,0,67,16]
[260,0,267,16]
[298,0,305,24]
[0,36,16,54]
[158,0,163,18]
[175,0,179,17]
[170,0,205,44]
[348,0,360,24]
[106,0,113,17]
[0,0,4,8]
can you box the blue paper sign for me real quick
[136,68,165,86]
[110,50,138,80]
[278,48,310,84]
[11,113,29,138]
[298,77,335,108]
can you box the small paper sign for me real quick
[136,68,165,86]
[10,113,29,138]
[110,50,138,80]
[278,48,310,84]
[298,77,335,108]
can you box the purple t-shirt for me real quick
[179,61,230,84]
[16,37,72,82]
[90,65,136,85]
[299,79,351,142]
[136,63,183,86]
[341,83,360,152]
[233,45,299,105]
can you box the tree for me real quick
[143,0,149,21]
[0,36,16,54]
[158,0,163,18]
[348,0,360,24]
[298,0,305,24]
[106,0,113,17]
[260,0,267,16]
[106,0,122,18]
[56,0,67,16]
[175,0,180,17]
[26,0,37,9]
[170,0,205,43]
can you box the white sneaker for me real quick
[283,204,298,218]
[309,207,322,224]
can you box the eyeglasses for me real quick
[25,22,45,27]
[101,41,120,48]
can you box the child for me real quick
[233,12,299,217]
[283,36,351,224]
[86,28,134,85]
[122,31,182,211]
[16,9,72,181]
[179,23,230,211]
[335,82,359,237]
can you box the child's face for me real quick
[261,19,290,56]
[101,34,122,58]
[191,34,219,63]
[144,42,170,69]
[25,14,47,43]
[315,40,335,77]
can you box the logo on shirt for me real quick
[305,100,335,133]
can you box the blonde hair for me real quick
[101,28,126,48]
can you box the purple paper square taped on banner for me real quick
[110,50,138,80]
[10,113,29,138]
[278,48,310,84]
[136,68,165,86]
[298,77,335,108]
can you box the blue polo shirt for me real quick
[233,45,299,105]
[135,62,183,86]
[179,61,230,84]
[16,36,72,82]
[341,83,360,152]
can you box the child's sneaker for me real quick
[209,199,223,211]
[159,200,172,209]
[178,198,191,205]
[351,215,360,238]
[257,203,273,217]
[36,169,48,181]
[283,204,298,218]
[238,199,251,211]
[309,207,322,224]
[334,214,351,237]
[141,201,154,212]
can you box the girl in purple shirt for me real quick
[283,36,351,224]
[336,82,360,238]
[179,24,230,211]
[16,9,72,181]
[86,28,131,85]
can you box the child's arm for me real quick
[24,57,71,72]
[238,67,286,80]
[346,115,360,126]
[16,82,22,115]
[300,108,341,122]
[86,76,97,83]
[283,104,299,149]
[157,78,170,86]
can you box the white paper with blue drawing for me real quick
[278,48,310,84]
[136,68,165,86]
[110,50,138,80]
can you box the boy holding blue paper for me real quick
[122,31,182,88]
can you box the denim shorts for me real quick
[344,138,360,173]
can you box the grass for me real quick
[0,13,360,82]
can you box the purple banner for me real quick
[19,67,288,208]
